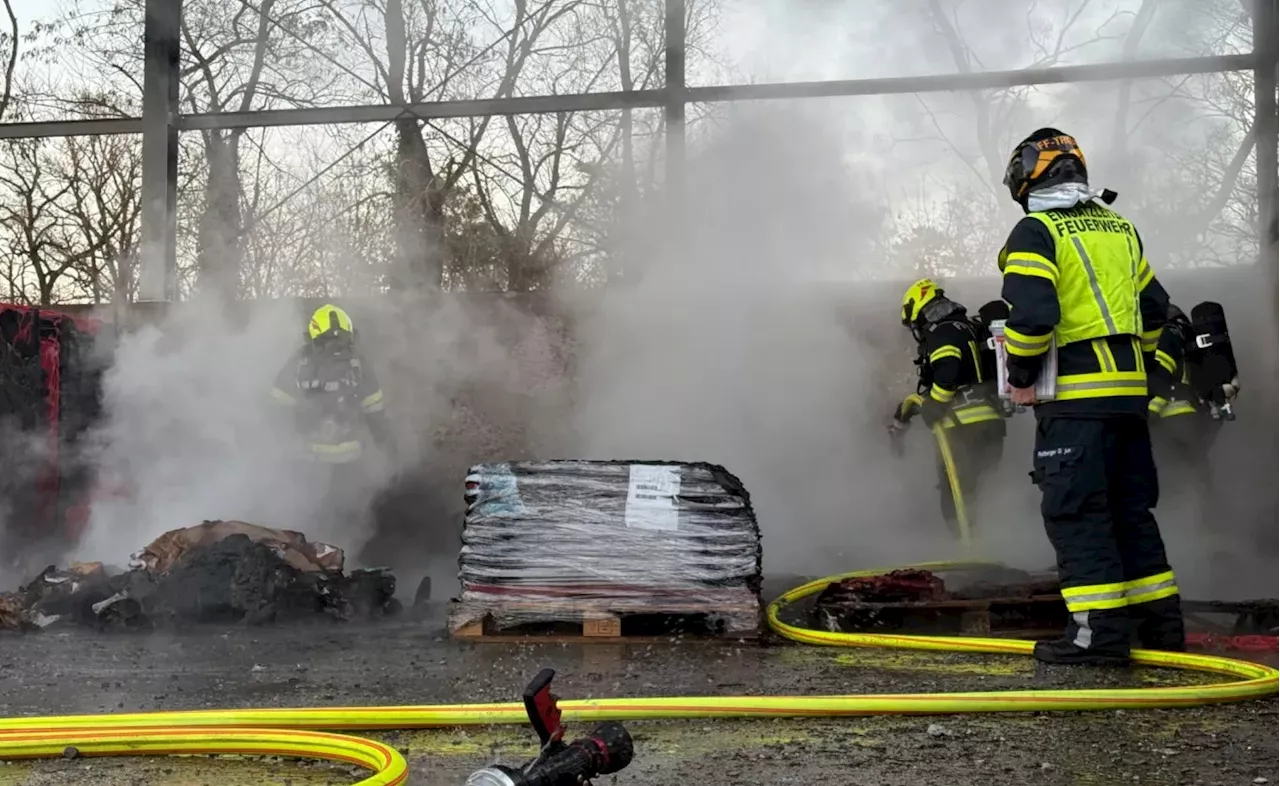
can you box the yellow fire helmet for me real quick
[307,304,354,341]
[901,278,943,327]
[1002,127,1088,204]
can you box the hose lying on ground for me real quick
[0,562,1275,786]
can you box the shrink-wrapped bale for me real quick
[454,460,763,636]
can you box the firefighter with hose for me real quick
[271,304,396,535]
[1147,301,1240,527]
[998,127,1184,665]
[888,278,1006,546]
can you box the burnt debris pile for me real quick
[0,520,398,631]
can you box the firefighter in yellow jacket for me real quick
[999,128,1184,664]
[272,304,393,462]
[888,279,1006,538]
[272,304,396,534]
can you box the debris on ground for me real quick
[817,570,949,606]
[0,520,398,631]
[811,567,1065,633]
[129,520,345,575]
[0,561,113,630]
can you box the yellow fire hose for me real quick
[931,424,972,549]
[1,563,1275,784]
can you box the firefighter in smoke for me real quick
[888,278,1006,538]
[271,304,396,531]
[1147,301,1240,518]
[999,127,1184,664]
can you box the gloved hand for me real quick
[920,396,949,428]
[1222,377,1241,400]
[887,417,907,458]
[1147,395,1167,417]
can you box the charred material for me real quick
[946,567,1062,600]
[0,523,399,632]
[1182,599,1279,636]
[812,570,947,631]
[121,535,394,627]
[813,568,1067,635]
[815,570,947,606]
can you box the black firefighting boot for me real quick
[1130,596,1187,652]
[1033,638,1130,666]
[1033,609,1131,667]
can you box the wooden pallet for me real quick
[813,594,1069,637]
[1182,599,1279,635]
[449,599,762,643]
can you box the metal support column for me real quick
[663,0,686,203]
[1254,0,1279,301]
[137,0,182,302]
[1249,0,1280,504]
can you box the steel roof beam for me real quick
[0,53,1258,140]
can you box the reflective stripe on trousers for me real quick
[940,403,1003,429]
[1061,570,1179,613]
[1123,570,1179,606]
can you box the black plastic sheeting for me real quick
[459,460,763,611]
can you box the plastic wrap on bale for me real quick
[454,461,763,635]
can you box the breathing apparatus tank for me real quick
[974,300,1015,417]
[1186,301,1239,421]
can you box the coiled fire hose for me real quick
[1,562,1275,785]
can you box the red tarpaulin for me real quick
[0,304,105,553]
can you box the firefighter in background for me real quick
[999,127,1183,664]
[272,304,396,530]
[888,278,1006,539]
[1147,302,1240,517]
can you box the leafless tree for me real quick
[885,0,1263,275]
[0,0,17,121]
[309,0,577,291]
[0,139,111,304]
[58,133,145,303]
[41,0,345,299]
[462,0,721,289]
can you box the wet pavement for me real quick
[0,611,1275,786]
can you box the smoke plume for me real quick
[21,0,1271,606]
[564,105,1037,577]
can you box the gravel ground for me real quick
[0,610,1275,786]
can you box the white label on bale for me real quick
[625,464,681,531]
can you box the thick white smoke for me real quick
[17,0,1268,606]
[70,299,327,564]
[564,105,1050,576]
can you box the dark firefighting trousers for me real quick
[936,419,1006,536]
[1031,415,1184,655]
